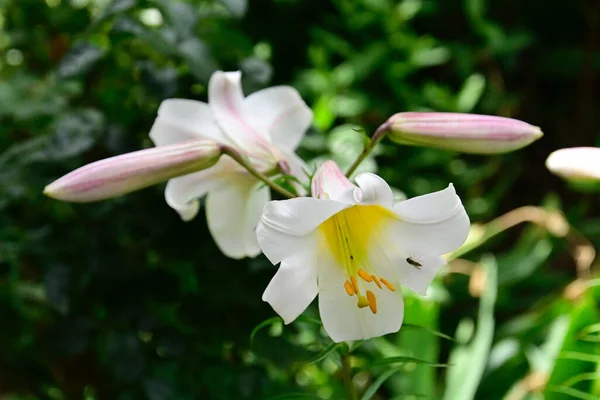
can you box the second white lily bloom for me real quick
[149,70,313,259]
[257,161,470,342]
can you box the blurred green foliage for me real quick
[1,0,600,399]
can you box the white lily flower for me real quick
[257,161,470,342]
[149,70,313,259]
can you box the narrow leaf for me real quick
[369,356,450,369]
[403,323,455,342]
[250,316,282,346]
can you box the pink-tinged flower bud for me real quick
[546,147,600,182]
[44,139,222,202]
[387,112,543,154]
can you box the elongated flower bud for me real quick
[387,112,543,154]
[44,139,222,202]
[546,147,600,182]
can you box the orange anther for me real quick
[358,269,373,282]
[372,275,382,289]
[351,276,359,293]
[366,290,377,314]
[380,277,396,292]
[344,280,355,296]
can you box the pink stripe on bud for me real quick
[44,139,222,202]
[387,112,543,154]
[546,147,600,182]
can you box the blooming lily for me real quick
[387,112,543,154]
[546,147,600,182]
[257,161,470,342]
[149,70,313,259]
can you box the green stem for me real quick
[221,145,297,199]
[345,122,391,178]
[341,352,358,400]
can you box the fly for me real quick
[406,257,422,269]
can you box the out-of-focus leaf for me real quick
[250,316,282,345]
[221,0,248,18]
[443,255,497,400]
[369,356,449,369]
[58,41,107,79]
[304,342,342,365]
[361,368,401,400]
[546,385,598,400]
[456,73,486,112]
[44,264,70,315]
[137,61,178,99]
[178,38,218,82]
[143,378,174,400]
[156,0,198,37]
[402,323,455,342]
[241,57,273,86]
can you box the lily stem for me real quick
[341,352,358,400]
[345,121,392,178]
[220,145,297,199]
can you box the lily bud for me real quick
[44,139,222,202]
[387,112,543,154]
[546,147,600,182]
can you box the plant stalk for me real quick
[221,145,297,199]
[341,352,358,400]
[345,121,391,178]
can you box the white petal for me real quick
[390,184,470,257]
[262,257,319,324]
[355,173,394,206]
[164,157,240,221]
[257,197,348,265]
[208,71,272,154]
[206,178,270,259]
[243,86,313,151]
[281,149,310,196]
[372,251,446,295]
[149,99,226,146]
[311,160,358,203]
[317,251,405,342]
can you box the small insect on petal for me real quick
[406,257,422,269]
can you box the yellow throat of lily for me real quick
[319,205,397,315]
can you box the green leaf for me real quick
[58,41,106,79]
[369,356,450,369]
[250,317,282,346]
[443,255,497,400]
[456,73,486,112]
[402,323,455,342]
[546,385,599,400]
[264,394,319,400]
[361,368,402,400]
[304,342,343,364]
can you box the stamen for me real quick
[358,269,373,282]
[372,275,382,289]
[380,277,396,292]
[351,276,359,294]
[344,280,355,296]
[357,295,370,308]
[366,290,377,314]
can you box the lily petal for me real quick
[208,71,272,155]
[262,256,319,324]
[317,251,405,342]
[257,197,348,265]
[355,173,394,206]
[311,160,358,203]
[165,157,240,221]
[390,184,470,257]
[206,178,270,259]
[244,86,313,151]
[384,254,446,295]
[149,99,226,146]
